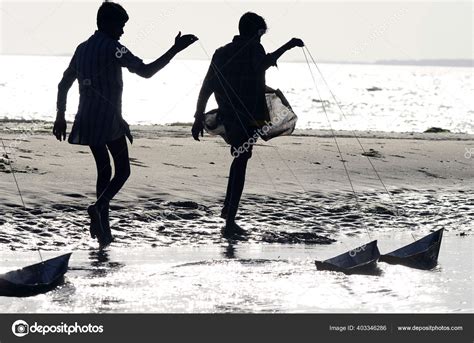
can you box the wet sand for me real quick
[0,122,473,312]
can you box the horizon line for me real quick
[0,53,472,68]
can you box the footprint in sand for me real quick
[417,169,446,179]
[361,149,383,158]
[130,157,149,168]
[61,192,87,199]
[162,162,196,170]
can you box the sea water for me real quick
[0,234,471,313]
[0,55,472,133]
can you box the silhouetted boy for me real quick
[54,1,197,247]
[192,12,303,236]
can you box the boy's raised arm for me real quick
[133,32,198,79]
[259,38,304,71]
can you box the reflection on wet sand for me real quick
[223,242,236,259]
[0,235,471,313]
[88,250,124,279]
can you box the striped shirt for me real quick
[57,30,143,146]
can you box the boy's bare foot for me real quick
[99,234,114,250]
[101,203,111,235]
[98,203,114,249]
[222,221,248,237]
[87,204,105,245]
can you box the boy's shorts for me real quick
[224,120,258,159]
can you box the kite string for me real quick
[1,138,26,209]
[304,46,424,241]
[1,138,46,261]
[1,137,90,257]
[301,48,371,240]
[303,46,401,216]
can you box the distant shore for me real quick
[314,59,474,68]
[1,53,472,67]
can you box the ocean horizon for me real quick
[0,55,472,134]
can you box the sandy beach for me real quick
[0,121,473,312]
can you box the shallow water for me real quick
[0,233,471,313]
[0,189,472,313]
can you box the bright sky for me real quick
[0,0,472,62]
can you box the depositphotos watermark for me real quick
[11,319,104,337]
[231,107,293,158]
[349,244,367,257]
[464,147,473,159]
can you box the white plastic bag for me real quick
[202,87,297,142]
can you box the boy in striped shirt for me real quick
[54,2,197,247]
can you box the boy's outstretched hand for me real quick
[174,32,199,52]
[53,116,67,141]
[289,38,304,48]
